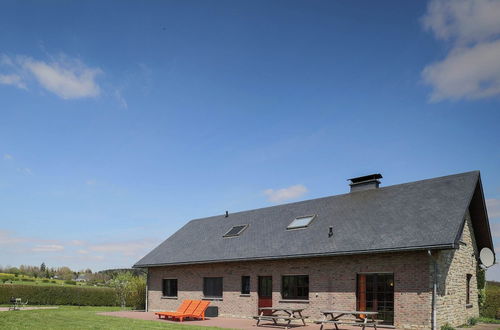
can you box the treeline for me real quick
[0,263,144,286]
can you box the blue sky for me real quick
[1,1,500,278]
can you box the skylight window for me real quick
[223,225,248,237]
[287,215,315,230]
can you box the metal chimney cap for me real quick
[348,173,383,184]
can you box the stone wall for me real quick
[147,251,432,329]
[434,211,479,328]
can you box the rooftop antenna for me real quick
[328,226,333,238]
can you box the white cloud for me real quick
[0,54,102,100]
[0,74,26,89]
[76,249,89,255]
[490,223,500,238]
[85,179,97,186]
[421,0,500,101]
[0,230,28,245]
[88,239,157,257]
[264,184,308,203]
[17,167,33,175]
[422,0,500,44]
[31,244,65,252]
[3,154,13,160]
[114,89,128,109]
[487,198,500,219]
[19,56,101,99]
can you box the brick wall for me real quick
[148,251,432,329]
[434,211,479,328]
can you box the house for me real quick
[134,171,494,329]
[75,274,88,282]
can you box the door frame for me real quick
[258,276,273,315]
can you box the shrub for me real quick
[440,323,455,330]
[42,279,49,283]
[126,276,146,310]
[0,284,118,306]
[481,282,500,318]
[50,280,56,284]
[21,278,35,282]
[466,317,478,326]
[64,280,77,285]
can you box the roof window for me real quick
[223,225,248,237]
[287,215,315,230]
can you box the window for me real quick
[223,225,248,237]
[281,275,309,300]
[162,279,178,297]
[466,274,472,305]
[241,276,250,295]
[287,215,315,229]
[203,277,223,298]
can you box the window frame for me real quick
[466,274,472,306]
[241,276,250,295]
[223,224,249,238]
[287,215,316,230]
[281,275,309,300]
[162,278,178,298]
[356,272,395,325]
[203,277,223,298]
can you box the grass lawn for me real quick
[0,306,226,330]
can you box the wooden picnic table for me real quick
[314,310,379,330]
[254,307,308,329]
[8,298,28,311]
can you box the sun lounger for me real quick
[165,300,201,322]
[186,300,210,320]
[155,300,192,319]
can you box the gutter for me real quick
[428,250,438,330]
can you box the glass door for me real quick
[357,273,394,325]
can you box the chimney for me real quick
[348,173,382,192]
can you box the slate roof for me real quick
[134,171,493,268]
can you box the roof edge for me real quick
[187,170,481,223]
[132,243,455,268]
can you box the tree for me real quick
[57,267,74,281]
[110,272,133,308]
[40,262,46,273]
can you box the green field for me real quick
[0,306,225,330]
[0,273,106,288]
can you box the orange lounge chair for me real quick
[155,300,192,319]
[186,300,210,320]
[167,300,201,322]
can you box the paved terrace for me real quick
[98,311,500,330]
[98,310,358,329]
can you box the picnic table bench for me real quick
[314,310,379,330]
[8,298,28,311]
[254,307,308,329]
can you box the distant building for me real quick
[135,171,494,329]
[75,274,88,282]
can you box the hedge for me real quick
[0,284,118,306]
[481,282,500,318]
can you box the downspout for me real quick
[428,250,437,330]
[145,268,149,312]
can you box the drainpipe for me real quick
[145,269,149,312]
[428,250,437,330]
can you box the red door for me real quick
[258,276,272,315]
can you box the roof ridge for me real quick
[188,170,480,222]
